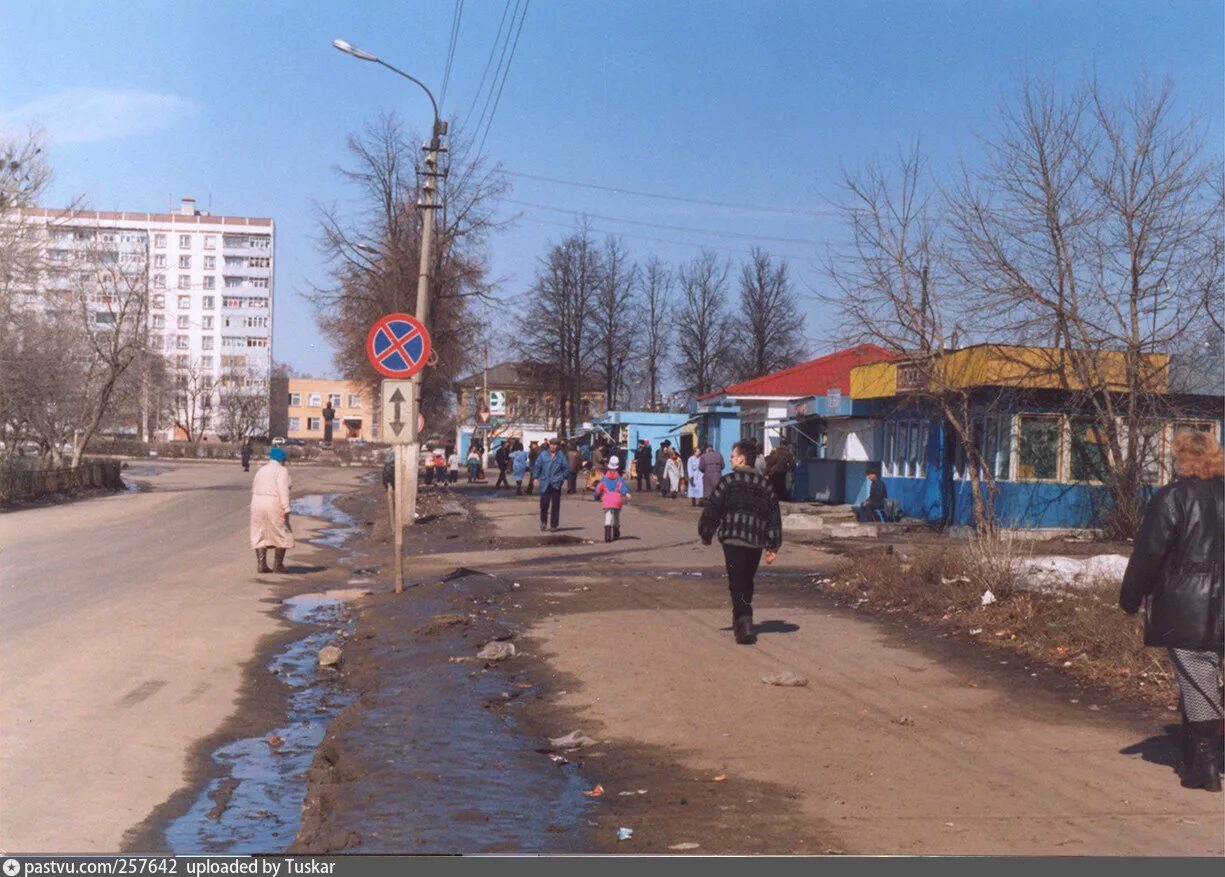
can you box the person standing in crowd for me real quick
[592,441,607,475]
[434,450,448,488]
[594,455,630,542]
[567,442,583,494]
[635,440,654,492]
[687,447,704,507]
[857,469,888,522]
[447,447,461,484]
[698,440,782,645]
[700,444,725,501]
[494,441,511,489]
[241,438,253,472]
[764,440,795,501]
[655,441,672,495]
[510,441,530,495]
[1120,431,1223,793]
[422,448,435,486]
[754,440,767,477]
[533,437,569,532]
[250,447,294,574]
[663,448,683,498]
[466,446,482,483]
[526,441,541,495]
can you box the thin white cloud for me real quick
[0,87,199,144]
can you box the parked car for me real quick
[271,437,286,446]
[285,438,307,447]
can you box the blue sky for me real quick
[2,0,1221,376]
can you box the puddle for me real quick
[164,593,357,853]
[291,493,364,552]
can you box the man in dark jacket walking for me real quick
[698,440,783,645]
[241,438,253,472]
[634,440,653,492]
[494,441,510,489]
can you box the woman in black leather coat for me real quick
[1120,430,1224,792]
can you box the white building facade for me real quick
[14,198,275,439]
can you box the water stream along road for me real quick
[163,494,363,853]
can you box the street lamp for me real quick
[331,39,443,145]
[333,37,449,581]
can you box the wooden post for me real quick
[393,443,405,593]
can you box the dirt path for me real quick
[296,482,1224,855]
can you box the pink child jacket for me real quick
[594,474,630,510]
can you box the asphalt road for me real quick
[0,460,364,853]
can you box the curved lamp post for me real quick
[333,38,448,580]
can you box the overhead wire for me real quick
[501,212,820,263]
[500,198,831,247]
[438,0,465,111]
[503,169,839,217]
[462,0,516,140]
[474,0,530,162]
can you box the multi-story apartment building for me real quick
[12,197,275,439]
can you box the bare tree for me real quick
[170,358,215,445]
[948,76,1223,536]
[637,256,673,410]
[822,145,1003,532]
[731,247,807,380]
[217,361,269,441]
[676,250,733,398]
[67,235,150,464]
[592,236,637,410]
[310,112,509,423]
[513,223,601,435]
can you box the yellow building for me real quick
[284,378,375,442]
[851,344,1169,399]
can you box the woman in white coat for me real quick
[663,449,683,498]
[687,448,704,507]
[250,446,293,573]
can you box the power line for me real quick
[504,169,840,217]
[475,0,530,161]
[503,212,821,262]
[438,0,465,111]
[500,198,831,247]
[463,0,515,137]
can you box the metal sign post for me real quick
[379,379,417,594]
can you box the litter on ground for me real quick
[761,671,809,687]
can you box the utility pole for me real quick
[402,118,446,527]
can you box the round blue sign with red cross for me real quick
[366,313,432,379]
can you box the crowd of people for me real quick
[249,426,1224,793]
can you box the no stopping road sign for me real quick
[366,313,431,379]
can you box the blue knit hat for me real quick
[269,447,287,462]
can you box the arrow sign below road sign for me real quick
[367,313,431,379]
[381,380,416,444]
[388,387,407,436]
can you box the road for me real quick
[0,461,365,853]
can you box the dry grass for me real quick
[826,541,1177,711]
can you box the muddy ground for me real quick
[288,479,1222,856]
[290,485,839,855]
